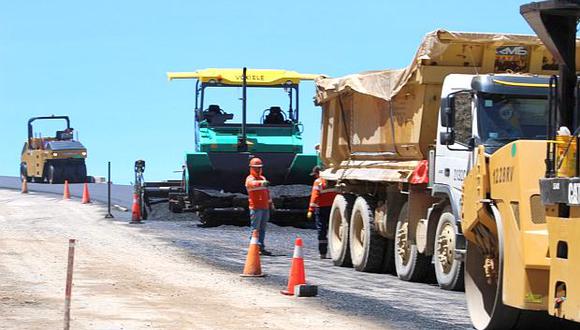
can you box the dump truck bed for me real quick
[315,29,578,182]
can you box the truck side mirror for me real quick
[441,94,456,127]
[440,131,455,145]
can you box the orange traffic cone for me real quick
[241,230,265,277]
[63,180,71,199]
[21,179,28,194]
[130,193,142,223]
[281,237,306,295]
[81,183,91,204]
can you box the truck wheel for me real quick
[434,207,464,291]
[394,201,432,282]
[349,196,386,272]
[329,194,355,267]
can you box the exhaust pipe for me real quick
[238,67,248,152]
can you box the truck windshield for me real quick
[477,93,547,149]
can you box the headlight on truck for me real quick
[52,152,58,157]
[81,151,87,156]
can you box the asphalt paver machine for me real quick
[143,68,319,226]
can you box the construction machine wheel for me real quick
[74,162,87,183]
[465,204,522,330]
[434,207,464,291]
[45,164,60,184]
[328,194,355,267]
[61,162,87,183]
[349,196,386,272]
[394,201,432,282]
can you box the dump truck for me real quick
[20,115,88,184]
[143,68,318,226]
[314,28,580,296]
[457,1,580,329]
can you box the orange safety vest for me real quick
[308,177,338,212]
[246,174,271,210]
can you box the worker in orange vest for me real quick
[307,166,338,259]
[246,157,274,256]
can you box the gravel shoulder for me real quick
[0,190,382,329]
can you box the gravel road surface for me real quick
[0,189,472,329]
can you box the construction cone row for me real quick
[282,237,306,295]
[81,183,91,204]
[130,193,142,223]
[63,180,71,199]
[61,181,93,205]
[241,230,265,277]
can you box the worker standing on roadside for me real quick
[245,157,274,256]
[307,166,337,259]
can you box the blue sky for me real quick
[1,1,537,184]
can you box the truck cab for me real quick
[434,74,549,229]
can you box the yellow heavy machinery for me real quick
[458,1,580,328]
[20,115,88,184]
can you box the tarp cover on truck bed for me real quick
[315,29,560,104]
[315,29,578,183]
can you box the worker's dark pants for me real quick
[250,209,269,250]
[315,207,331,255]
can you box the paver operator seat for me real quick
[263,106,288,125]
[203,104,234,125]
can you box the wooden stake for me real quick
[64,239,76,330]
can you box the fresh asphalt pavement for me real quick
[0,175,132,208]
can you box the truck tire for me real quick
[328,194,355,267]
[434,206,464,291]
[349,196,386,272]
[394,201,432,282]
